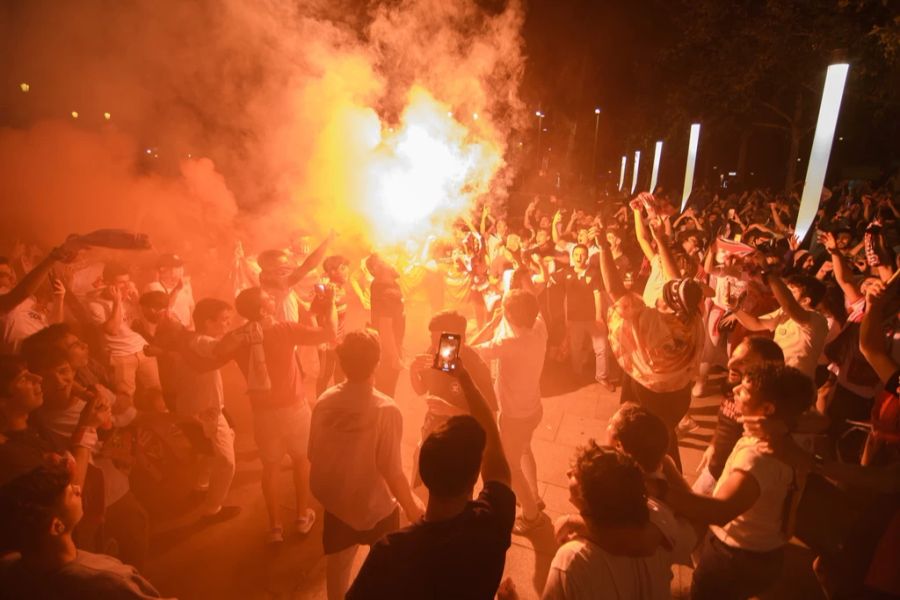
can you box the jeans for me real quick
[692,531,784,600]
[567,320,609,381]
[198,410,236,514]
[500,408,543,519]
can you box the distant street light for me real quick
[591,107,601,182]
[535,110,546,166]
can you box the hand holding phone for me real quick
[433,332,461,373]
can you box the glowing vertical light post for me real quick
[795,63,850,241]
[649,141,663,193]
[630,150,641,195]
[681,123,700,212]
[618,155,627,191]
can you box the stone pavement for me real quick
[143,363,825,599]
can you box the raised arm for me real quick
[0,241,80,313]
[633,205,657,261]
[821,231,862,303]
[860,281,897,383]
[286,231,335,288]
[650,220,680,282]
[454,364,511,487]
[767,273,812,324]
[596,226,626,301]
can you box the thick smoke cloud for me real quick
[0,0,525,255]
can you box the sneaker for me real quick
[266,526,284,544]
[295,509,316,535]
[692,382,709,398]
[596,377,616,393]
[676,415,700,436]
[199,505,242,525]
[513,512,550,536]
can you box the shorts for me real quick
[252,403,311,464]
[322,507,400,554]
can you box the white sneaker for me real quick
[296,509,316,535]
[266,526,284,544]
[677,415,700,435]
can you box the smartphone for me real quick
[314,283,326,295]
[433,332,461,373]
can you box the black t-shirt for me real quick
[346,481,515,600]
[0,426,59,487]
[552,266,600,322]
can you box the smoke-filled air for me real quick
[0,0,526,254]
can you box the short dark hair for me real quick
[234,287,264,321]
[572,243,589,255]
[0,355,28,398]
[743,364,814,428]
[194,298,231,333]
[419,415,485,497]
[742,336,785,364]
[572,442,648,527]
[785,274,827,307]
[21,324,75,359]
[503,290,539,329]
[336,330,380,382]
[24,346,69,375]
[139,290,168,310]
[322,255,349,274]
[102,262,129,282]
[0,463,70,552]
[608,404,669,473]
[428,311,467,339]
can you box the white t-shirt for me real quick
[759,307,828,379]
[711,435,794,552]
[475,316,547,419]
[542,525,691,600]
[145,278,195,328]
[0,297,48,354]
[175,335,223,417]
[642,255,665,308]
[647,497,696,567]
[308,381,403,531]
[87,298,147,356]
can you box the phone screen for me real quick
[433,333,461,372]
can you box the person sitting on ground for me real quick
[309,330,423,600]
[660,364,815,600]
[0,462,171,599]
[347,361,514,599]
[540,444,694,600]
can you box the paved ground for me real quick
[142,304,825,599]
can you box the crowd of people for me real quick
[1,179,899,599]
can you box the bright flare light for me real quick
[618,155,627,191]
[681,123,700,212]
[361,87,503,246]
[19,83,30,93]
[649,141,663,193]
[796,64,849,241]
[630,150,641,195]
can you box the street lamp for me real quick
[591,107,601,182]
[535,110,545,167]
